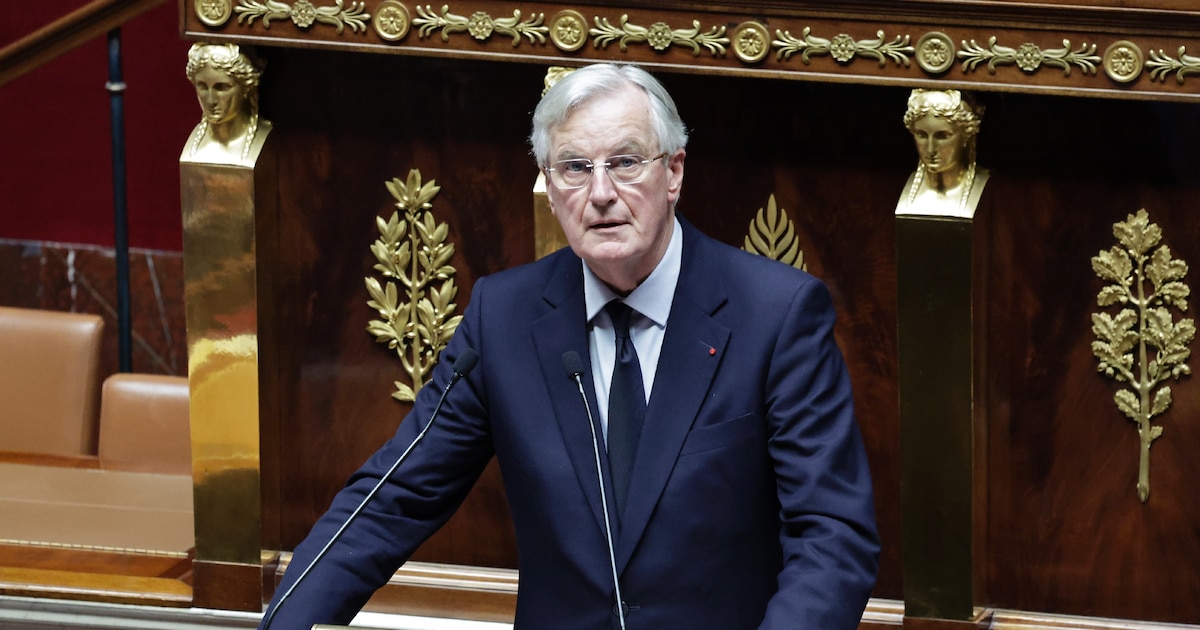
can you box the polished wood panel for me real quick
[255,51,912,599]
[192,560,262,612]
[675,75,910,600]
[0,453,100,468]
[0,566,191,607]
[903,611,992,630]
[0,543,192,608]
[980,95,1200,622]
[0,543,191,580]
[259,50,542,570]
[247,44,1199,626]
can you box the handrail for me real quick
[0,0,166,87]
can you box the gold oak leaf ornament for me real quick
[365,169,462,402]
[1091,209,1194,502]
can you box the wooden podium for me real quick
[174,1,1200,628]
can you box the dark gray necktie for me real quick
[605,301,646,520]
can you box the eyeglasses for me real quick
[545,153,669,190]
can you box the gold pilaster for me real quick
[181,140,276,611]
[896,215,983,621]
[533,172,566,260]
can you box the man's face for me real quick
[911,114,965,176]
[193,66,245,126]
[545,85,684,293]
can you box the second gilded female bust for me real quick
[895,89,990,219]
[181,43,272,166]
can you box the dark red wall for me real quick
[0,1,193,251]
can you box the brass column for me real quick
[181,146,278,612]
[180,42,279,612]
[896,215,988,627]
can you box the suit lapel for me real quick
[530,254,614,536]
[616,222,730,568]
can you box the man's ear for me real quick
[667,150,686,201]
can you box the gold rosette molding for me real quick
[366,169,463,402]
[743,194,807,271]
[1091,209,1194,503]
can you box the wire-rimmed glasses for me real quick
[545,153,668,190]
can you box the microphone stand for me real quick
[562,351,627,630]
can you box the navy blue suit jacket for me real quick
[265,218,879,629]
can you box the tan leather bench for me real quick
[0,373,194,554]
[0,306,104,457]
[98,373,191,475]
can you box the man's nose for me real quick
[588,166,618,204]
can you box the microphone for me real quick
[561,351,627,630]
[261,348,480,630]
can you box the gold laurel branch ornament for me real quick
[1091,208,1194,503]
[366,169,463,402]
[743,194,807,271]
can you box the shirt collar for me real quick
[583,215,682,327]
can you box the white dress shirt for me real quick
[582,216,683,443]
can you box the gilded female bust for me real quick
[895,89,989,219]
[182,43,272,166]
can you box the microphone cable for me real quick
[261,349,480,629]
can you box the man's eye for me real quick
[562,161,590,174]
[611,156,640,169]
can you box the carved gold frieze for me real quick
[196,0,233,27]
[415,5,548,46]
[773,28,913,67]
[374,0,411,41]
[1147,46,1200,84]
[195,0,1200,92]
[958,37,1100,76]
[590,15,728,56]
[1091,209,1194,503]
[743,194,807,272]
[236,0,369,32]
[366,169,463,402]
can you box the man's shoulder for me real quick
[478,246,579,293]
[682,220,818,288]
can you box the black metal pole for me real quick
[106,28,132,372]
